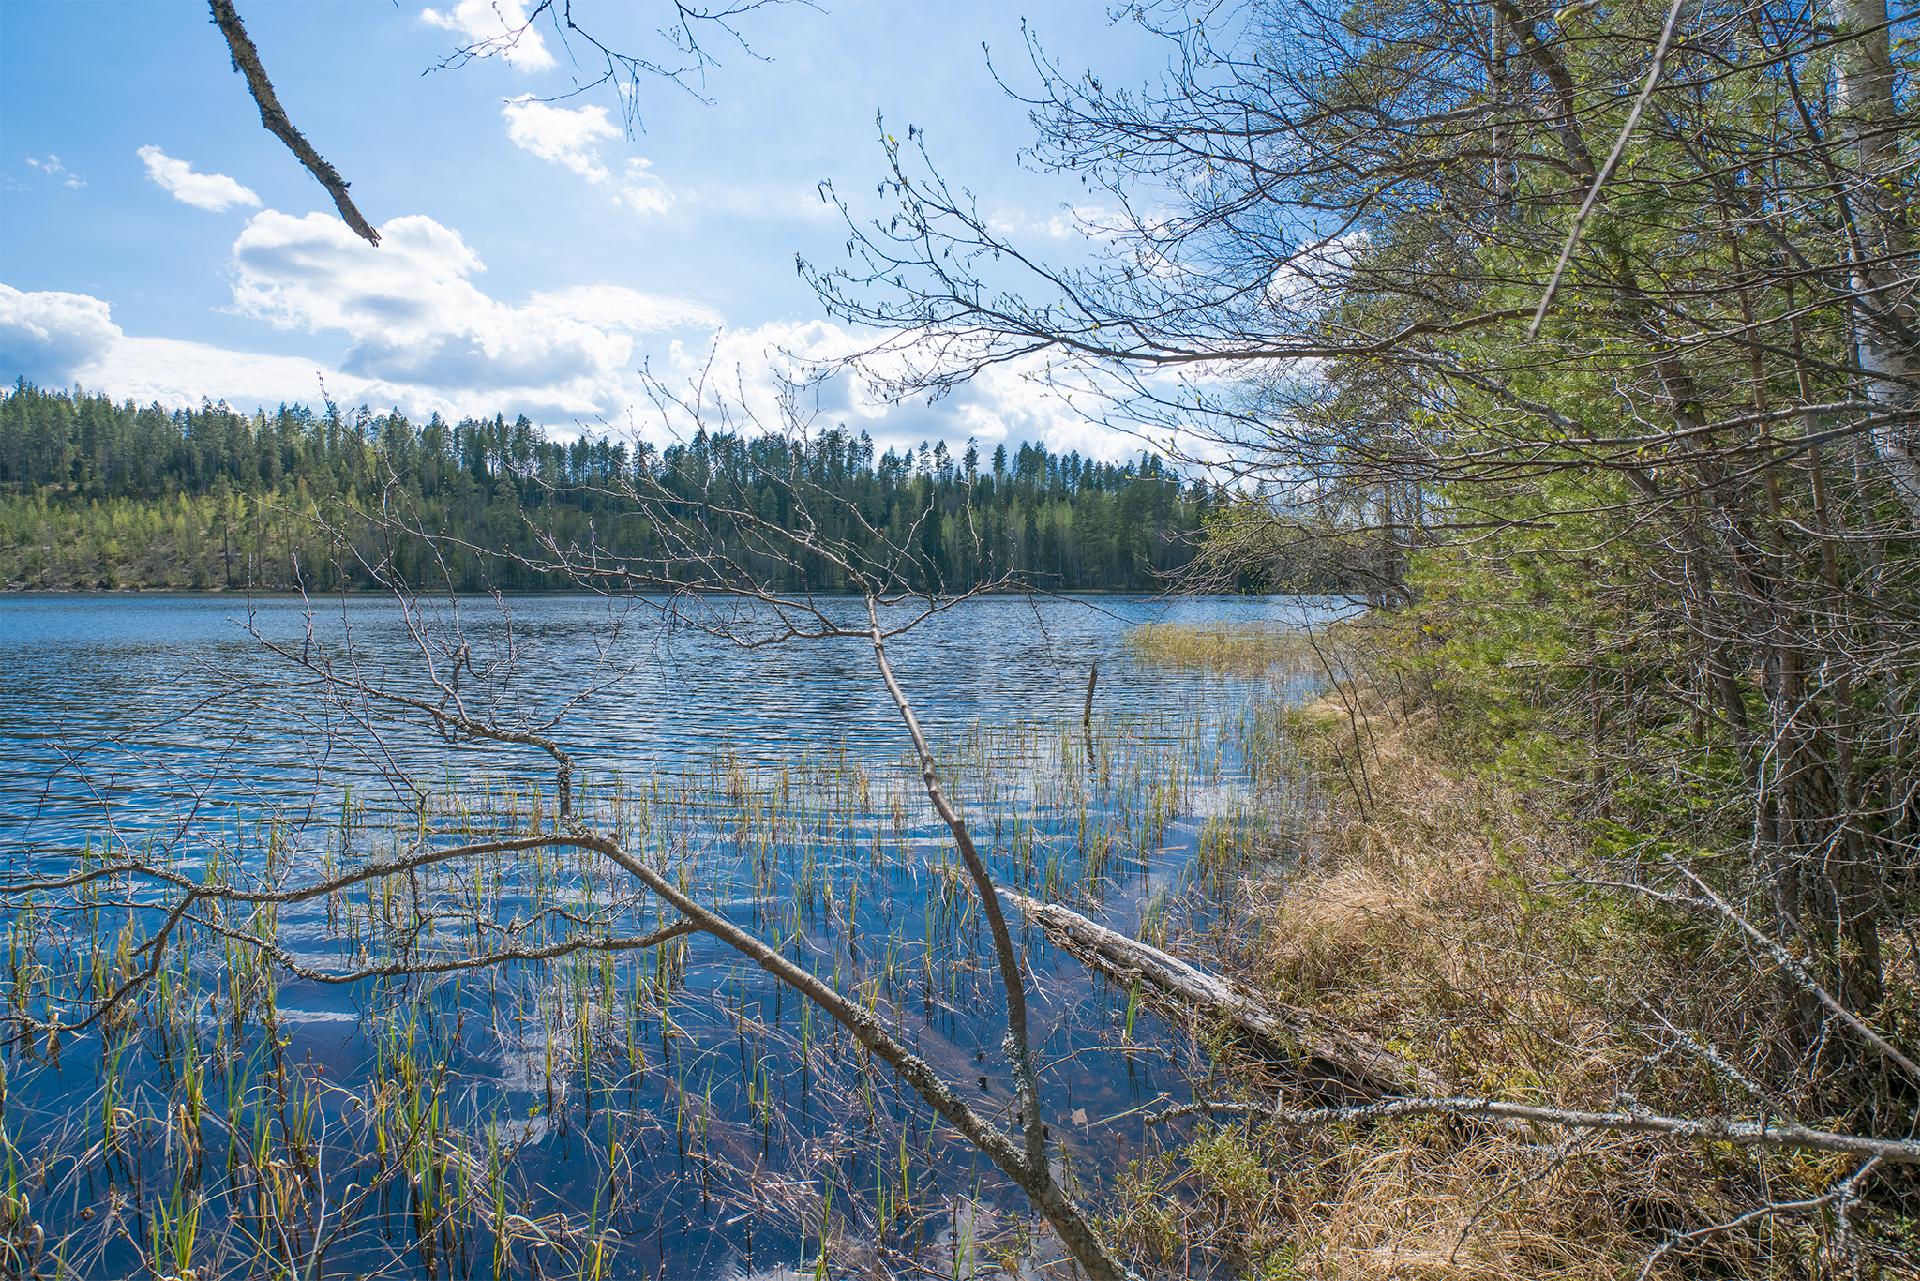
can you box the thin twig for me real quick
[1149,1095,1920,1163]
[1527,0,1690,337]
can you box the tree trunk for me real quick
[1005,891,1448,1100]
[1833,0,1920,522]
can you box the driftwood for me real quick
[1005,891,1448,1101]
[1149,1096,1920,1163]
[1011,895,1920,1170]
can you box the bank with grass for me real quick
[1104,619,1918,1280]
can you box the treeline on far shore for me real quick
[0,381,1310,595]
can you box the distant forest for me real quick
[0,382,1221,592]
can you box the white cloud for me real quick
[81,335,437,419]
[987,204,1121,242]
[420,0,554,71]
[3,195,1148,461]
[1263,231,1368,316]
[1,202,729,427]
[0,280,613,423]
[229,210,723,400]
[671,182,838,224]
[1,281,454,418]
[3,274,1140,458]
[1,284,121,383]
[501,97,619,181]
[137,145,261,212]
[25,155,86,190]
[614,158,675,217]
[655,319,885,437]
[653,319,1140,461]
[499,100,681,218]
[526,283,720,334]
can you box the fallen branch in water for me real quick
[1146,1095,1920,1164]
[1003,890,1446,1100]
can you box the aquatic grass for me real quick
[0,681,1307,1279]
[1123,622,1326,675]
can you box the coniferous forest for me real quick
[0,382,1213,592]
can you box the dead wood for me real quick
[1004,890,1448,1101]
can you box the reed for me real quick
[1123,621,1331,677]
[0,648,1305,1279]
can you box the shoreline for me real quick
[1,585,1331,600]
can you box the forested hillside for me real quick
[0,382,1214,592]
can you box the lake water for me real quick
[0,592,1336,1279]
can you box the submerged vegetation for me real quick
[2,0,1916,1272]
[5,593,1917,1277]
[786,0,1920,1266]
[0,637,1313,1280]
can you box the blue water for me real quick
[0,592,1336,1279]
[1,593,1324,846]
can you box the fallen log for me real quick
[1004,890,1448,1101]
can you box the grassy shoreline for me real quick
[1108,622,1916,1279]
[0,585,1277,599]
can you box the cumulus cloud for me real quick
[501,98,619,181]
[420,0,554,70]
[229,210,722,402]
[525,283,720,334]
[500,101,677,217]
[653,319,1138,460]
[138,146,261,212]
[1,284,121,383]
[79,336,437,419]
[1,203,726,426]
[2,274,1137,457]
[0,280,591,423]
[1,281,444,417]
[4,205,1140,459]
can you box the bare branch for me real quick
[207,0,379,245]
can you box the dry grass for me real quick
[1245,695,1626,1095]
[1103,684,1842,1280]
[1283,1135,1673,1281]
[1123,623,1328,675]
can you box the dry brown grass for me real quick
[1282,1135,1672,1281]
[1246,695,1626,1096]
[1108,627,1906,1277]
[1106,686,1816,1280]
[1123,623,1328,675]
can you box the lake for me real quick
[0,592,1336,1279]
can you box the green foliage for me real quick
[0,382,1211,592]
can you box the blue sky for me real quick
[1,0,1165,455]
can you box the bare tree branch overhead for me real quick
[208,0,381,244]
[206,0,806,247]
[800,0,1920,1089]
[430,0,812,129]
